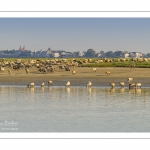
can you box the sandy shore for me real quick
[0,66,150,87]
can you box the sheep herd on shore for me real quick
[0,58,148,89]
[27,77,142,90]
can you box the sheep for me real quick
[127,78,133,83]
[41,82,45,87]
[105,71,110,75]
[50,67,55,73]
[119,82,125,87]
[86,82,92,87]
[110,82,115,88]
[130,64,136,69]
[91,68,96,72]
[72,70,76,75]
[8,69,11,74]
[48,80,52,86]
[25,68,29,74]
[136,83,141,88]
[0,66,4,71]
[66,81,70,87]
[129,83,136,89]
[27,82,34,88]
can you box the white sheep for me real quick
[119,82,125,87]
[127,78,133,83]
[41,82,45,87]
[72,70,76,75]
[110,82,115,88]
[66,81,70,87]
[91,68,96,72]
[129,83,136,89]
[136,83,141,88]
[105,71,110,75]
[27,82,34,88]
[86,82,92,87]
[0,67,4,71]
[48,80,53,86]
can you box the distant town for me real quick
[0,46,150,58]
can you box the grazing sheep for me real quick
[0,67,4,71]
[119,82,125,87]
[41,82,45,87]
[72,70,76,75]
[91,68,96,72]
[50,67,55,73]
[65,66,70,71]
[129,83,136,89]
[43,68,47,74]
[130,64,136,69]
[86,82,92,87]
[27,82,34,88]
[110,82,115,88]
[105,71,111,75]
[25,68,29,74]
[136,83,141,88]
[127,78,133,83]
[66,81,70,87]
[8,69,11,74]
[48,80,52,86]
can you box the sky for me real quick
[0,18,150,53]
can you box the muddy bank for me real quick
[0,67,150,87]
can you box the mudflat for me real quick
[0,66,150,87]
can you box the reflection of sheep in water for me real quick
[72,70,76,75]
[105,71,110,75]
[86,82,92,87]
[25,68,29,74]
[110,82,115,88]
[27,82,34,88]
[66,81,70,87]
[41,82,45,87]
[136,83,141,88]
[48,80,52,86]
[119,82,125,87]
[127,78,133,83]
[8,69,11,74]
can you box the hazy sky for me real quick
[0,18,150,53]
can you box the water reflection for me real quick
[86,87,92,93]
[0,86,150,132]
[29,87,34,92]
[48,86,53,92]
[65,87,70,93]
[119,87,125,93]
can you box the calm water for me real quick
[0,85,150,132]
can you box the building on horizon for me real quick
[19,45,25,51]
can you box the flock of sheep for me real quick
[27,77,141,90]
[0,58,145,89]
